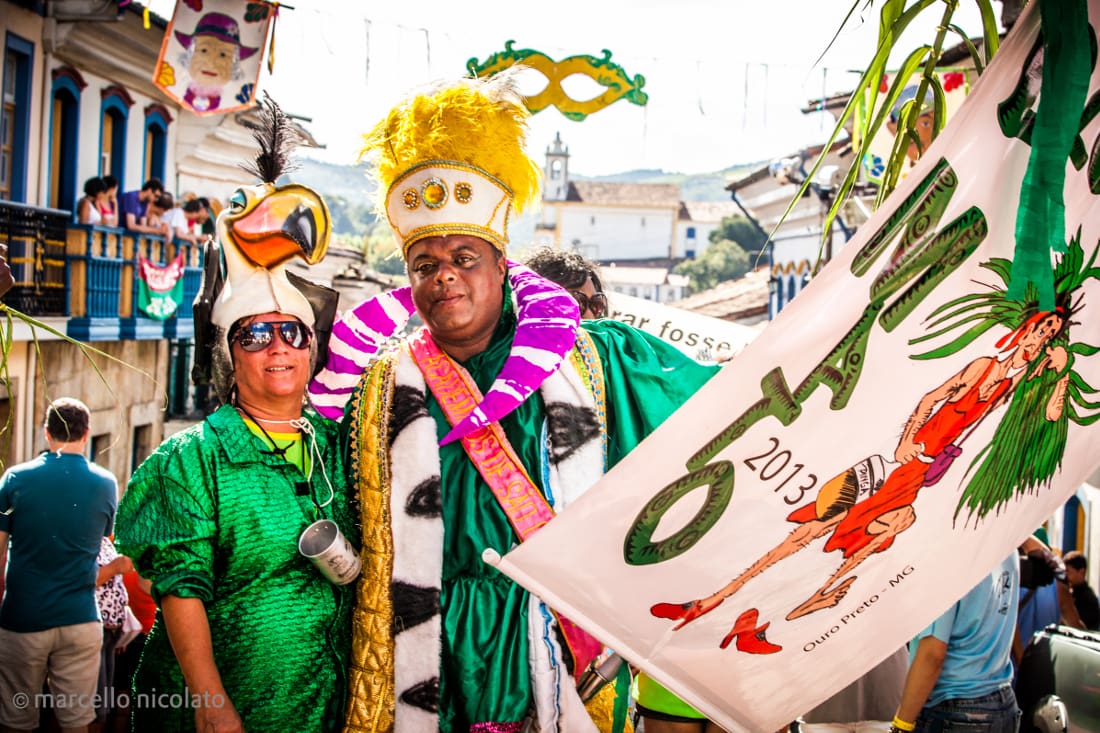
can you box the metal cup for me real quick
[298,519,361,585]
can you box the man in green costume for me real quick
[117,99,355,732]
[306,72,719,733]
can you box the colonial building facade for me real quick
[533,133,739,303]
[0,1,315,481]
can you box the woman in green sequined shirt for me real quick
[117,311,357,732]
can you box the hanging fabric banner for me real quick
[607,292,759,360]
[486,3,1100,731]
[137,254,185,320]
[153,0,274,115]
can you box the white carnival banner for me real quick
[487,5,1100,731]
[607,292,759,359]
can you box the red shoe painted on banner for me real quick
[719,608,782,654]
[650,598,723,630]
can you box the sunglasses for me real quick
[570,290,608,319]
[231,321,312,352]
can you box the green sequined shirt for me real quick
[117,405,357,732]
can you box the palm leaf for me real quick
[0,304,165,424]
[947,23,985,73]
[793,0,1001,270]
[974,0,1001,63]
[781,0,940,263]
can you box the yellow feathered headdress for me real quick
[360,68,542,256]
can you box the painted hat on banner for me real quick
[889,84,935,122]
[175,12,260,60]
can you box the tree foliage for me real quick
[709,215,767,256]
[334,225,407,277]
[675,238,752,292]
[326,195,378,237]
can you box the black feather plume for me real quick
[240,92,300,183]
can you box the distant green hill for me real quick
[575,164,763,201]
[294,156,765,235]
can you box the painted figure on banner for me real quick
[176,12,258,112]
[651,234,1100,647]
[153,2,272,116]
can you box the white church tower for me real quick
[543,132,570,202]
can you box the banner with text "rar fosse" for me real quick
[489,6,1100,731]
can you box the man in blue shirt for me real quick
[888,540,1050,733]
[118,178,167,235]
[0,398,118,732]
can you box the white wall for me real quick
[559,205,675,260]
[42,59,180,205]
[676,220,722,258]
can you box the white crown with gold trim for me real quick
[385,160,512,254]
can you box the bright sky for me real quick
[147,0,992,176]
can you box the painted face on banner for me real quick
[1018,313,1065,362]
[190,36,237,87]
[407,235,507,359]
[887,110,936,163]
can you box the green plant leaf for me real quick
[947,23,985,73]
[974,0,1001,62]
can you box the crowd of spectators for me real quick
[76,176,218,243]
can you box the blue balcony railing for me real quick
[0,200,204,341]
[67,224,204,341]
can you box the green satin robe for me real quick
[433,314,719,730]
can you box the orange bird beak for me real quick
[226,183,330,268]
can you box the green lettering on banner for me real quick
[851,158,952,278]
[686,368,800,471]
[623,158,987,565]
[623,461,735,565]
[878,207,988,332]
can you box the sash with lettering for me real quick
[407,329,604,676]
[137,253,185,320]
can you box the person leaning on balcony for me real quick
[99,175,119,227]
[183,198,214,241]
[119,178,165,235]
[162,197,200,244]
[77,177,107,225]
[142,193,173,239]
